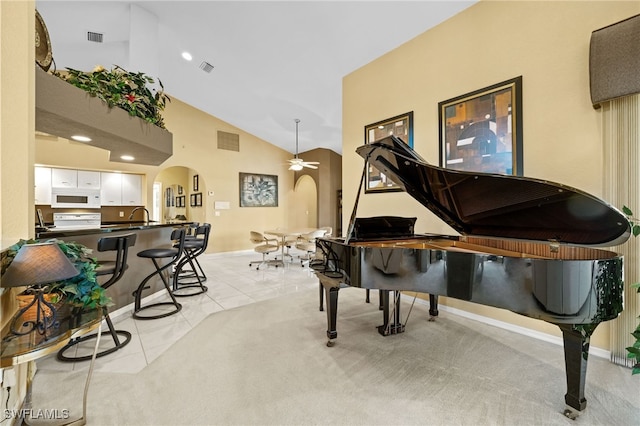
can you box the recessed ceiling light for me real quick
[182,51,193,61]
[120,155,135,161]
[71,135,91,142]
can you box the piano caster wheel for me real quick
[428,316,436,322]
[326,340,335,347]
[563,408,580,420]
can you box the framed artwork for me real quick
[176,195,185,208]
[438,76,523,176]
[165,187,174,207]
[364,111,413,193]
[190,194,196,207]
[177,185,183,195]
[195,192,202,207]
[239,173,278,207]
[193,175,199,191]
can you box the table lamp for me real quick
[2,242,79,339]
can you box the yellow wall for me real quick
[342,1,640,350]
[35,95,297,253]
[0,0,35,417]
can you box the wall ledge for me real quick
[35,67,173,166]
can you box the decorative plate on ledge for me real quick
[35,10,53,72]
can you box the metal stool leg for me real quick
[57,308,132,362]
[133,258,182,320]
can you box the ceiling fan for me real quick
[287,119,319,171]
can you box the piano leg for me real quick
[429,294,439,320]
[365,289,383,310]
[325,285,340,346]
[319,282,324,311]
[377,290,405,336]
[559,324,593,412]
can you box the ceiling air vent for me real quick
[87,31,103,43]
[199,61,214,73]
[217,131,239,152]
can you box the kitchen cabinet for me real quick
[77,170,100,189]
[51,168,100,189]
[34,166,52,205]
[100,172,143,206]
[100,172,122,205]
[51,168,77,188]
[121,174,143,206]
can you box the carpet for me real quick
[30,288,640,425]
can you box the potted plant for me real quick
[2,238,110,309]
[623,206,640,375]
[53,64,170,129]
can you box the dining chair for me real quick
[319,226,333,237]
[295,229,327,266]
[249,231,281,270]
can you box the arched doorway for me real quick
[288,174,318,228]
[154,166,204,223]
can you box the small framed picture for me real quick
[190,194,197,207]
[177,185,183,195]
[193,175,199,191]
[364,112,413,193]
[165,187,174,207]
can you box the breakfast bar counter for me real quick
[36,221,185,239]
[36,222,193,310]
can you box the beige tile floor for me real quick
[37,251,320,375]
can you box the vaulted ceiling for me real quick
[36,1,476,155]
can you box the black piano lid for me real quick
[356,135,631,247]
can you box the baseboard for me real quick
[411,296,611,360]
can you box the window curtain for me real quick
[602,94,640,367]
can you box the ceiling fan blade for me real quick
[301,161,319,165]
[303,164,318,169]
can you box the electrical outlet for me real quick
[119,211,124,217]
[2,367,16,388]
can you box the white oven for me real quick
[51,188,101,209]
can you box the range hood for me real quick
[35,67,173,166]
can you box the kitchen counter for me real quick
[36,221,191,239]
[33,222,194,311]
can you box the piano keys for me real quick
[313,135,630,413]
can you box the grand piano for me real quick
[313,135,630,413]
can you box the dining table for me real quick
[264,228,319,263]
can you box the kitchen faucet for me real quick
[128,206,150,223]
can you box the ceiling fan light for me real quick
[289,164,304,171]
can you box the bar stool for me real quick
[57,233,137,362]
[173,223,211,297]
[133,228,185,320]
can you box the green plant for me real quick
[4,238,111,309]
[54,64,170,129]
[622,206,640,375]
